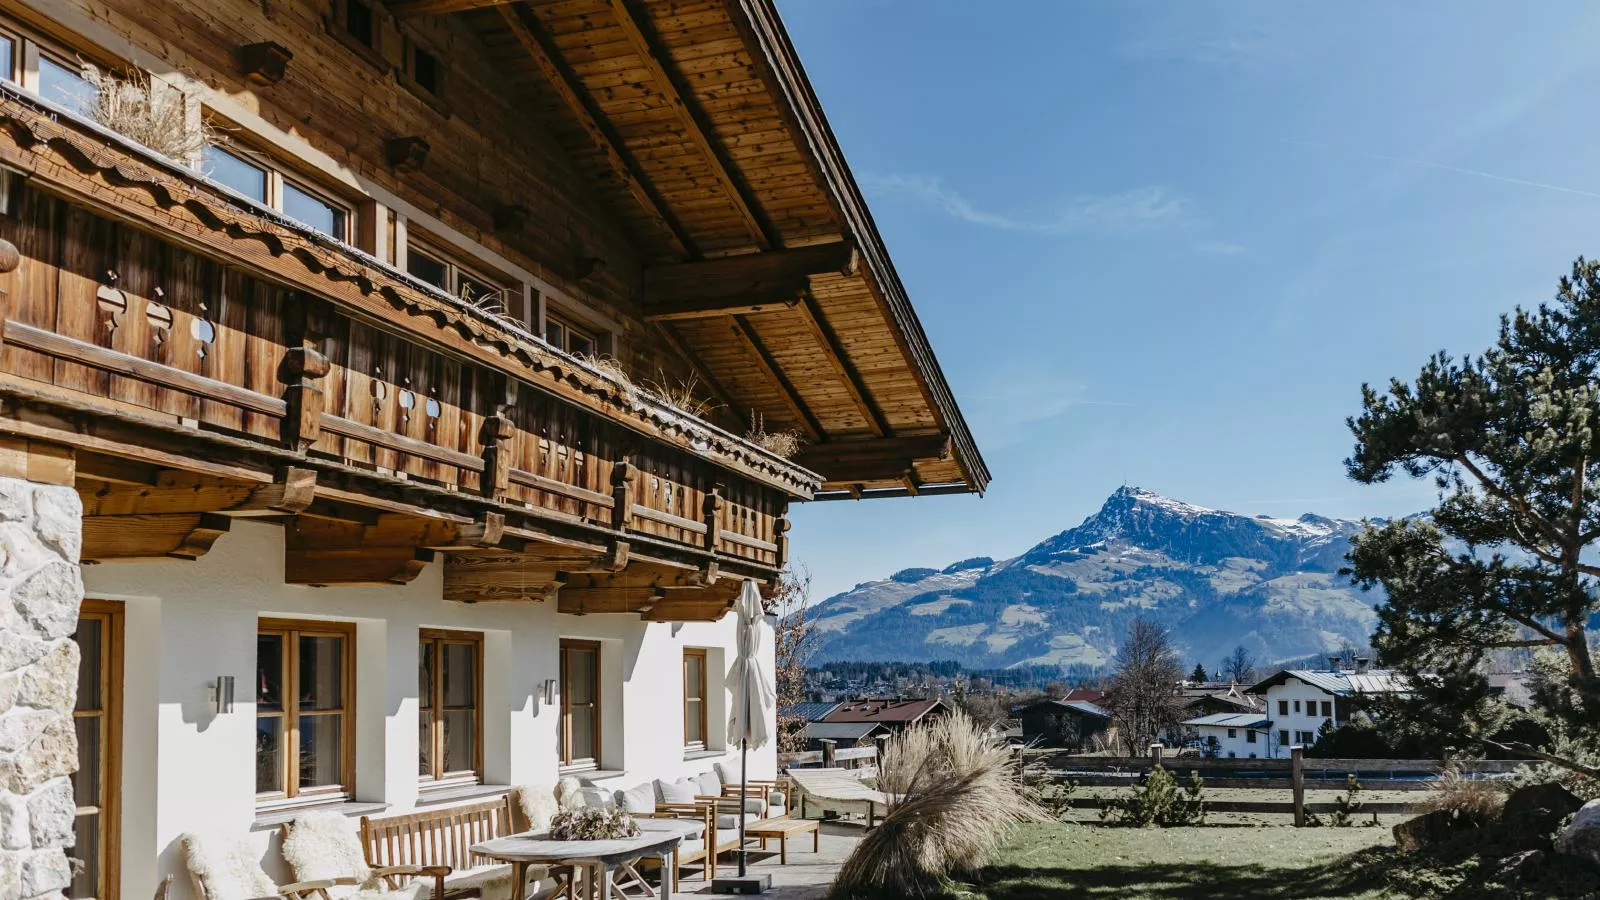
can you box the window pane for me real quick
[256,633,283,711]
[567,707,594,762]
[203,145,268,203]
[413,48,439,93]
[567,330,595,357]
[73,717,100,808]
[544,320,564,349]
[299,714,343,789]
[406,248,448,290]
[71,810,99,899]
[74,618,102,711]
[457,275,500,307]
[685,654,704,702]
[686,700,703,745]
[418,717,432,778]
[0,37,15,84]
[345,0,375,46]
[443,643,475,707]
[443,709,474,774]
[298,635,343,710]
[283,181,345,240]
[39,56,95,115]
[418,641,434,708]
[566,648,595,705]
[256,717,283,794]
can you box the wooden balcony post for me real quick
[478,413,516,499]
[610,459,634,531]
[278,298,331,453]
[702,485,724,552]
[774,514,791,569]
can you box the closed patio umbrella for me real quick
[723,578,775,886]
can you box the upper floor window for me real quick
[0,34,15,84]
[684,648,707,751]
[341,0,376,47]
[419,629,481,786]
[405,40,441,96]
[257,619,355,806]
[200,143,351,242]
[38,54,94,114]
[545,313,597,357]
[405,241,508,309]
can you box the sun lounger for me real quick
[786,767,894,826]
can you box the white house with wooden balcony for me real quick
[0,2,987,899]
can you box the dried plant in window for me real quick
[81,64,216,161]
[643,369,720,419]
[744,412,803,459]
[575,353,633,391]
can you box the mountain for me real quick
[808,486,1381,672]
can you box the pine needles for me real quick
[830,711,1045,899]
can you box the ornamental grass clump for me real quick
[1420,768,1505,827]
[81,64,214,161]
[830,710,1045,899]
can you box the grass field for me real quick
[964,822,1394,899]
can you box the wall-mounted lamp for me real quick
[214,675,235,714]
[541,679,557,706]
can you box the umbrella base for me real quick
[710,874,771,894]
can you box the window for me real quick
[1295,730,1316,745]
[1227,728,1236,739]
[0,35,16,84]
[560,640,601,769]
[406,41,441,95]
[544,313,597,357]
[199,141,351,241]
[256,619,355,805]
[419,630,481,786]
[342,0,375,47]
[1227,752,1236,759]
[1278,729,1289,747]
[1292,700,1301,713]
[406,241,507,308]
[1277,700,1289,716]
[1246,730,1257,744]
[684,649,707,751]
[39,54,95,114]
[1321,701,1333,718]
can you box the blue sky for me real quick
[777,0,1600,601]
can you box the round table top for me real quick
[471,830,681,866]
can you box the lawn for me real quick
[964,822,1394,900]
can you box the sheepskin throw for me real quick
[517,783,562,832]
[181,833,278,900]
[282,812,374,887]
[556,776,584,810]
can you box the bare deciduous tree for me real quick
[1221,645,1257,684]
[772,565,816,754]
[1103,617,1187,754]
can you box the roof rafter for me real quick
[390,0,514,17]
[728,316,823,441]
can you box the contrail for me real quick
[1282,138,1600,200]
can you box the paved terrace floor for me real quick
[677,821,863,899]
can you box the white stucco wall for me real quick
[1262,679,1339,749]
[82,520,776,900]
[1192,724,1272,759]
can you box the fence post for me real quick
[1291,746,1306,827]
[874,734,890,769]
[821,739,836,769]
[1149,742,1164,767]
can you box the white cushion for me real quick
[281,812,373,894]
[715,812,758,831]
[695,771,722,798]
[768,790,786,808]
[615,781,656,814]
[714,760,742,786]
[181,833,278,900]
[556,776,584,810]
[656,777,698,804]
[516,784,561,832]
[575,786,614,810]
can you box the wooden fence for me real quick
[779,738,884,771]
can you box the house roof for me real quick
[821,698,945,724]
[801,722,888,742]
[780,702,841,723]
[1247,669,1408,697]
[1062,688,1107,703]
[1184,712,1273,729]
[1014,698,1111,720]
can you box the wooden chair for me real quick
[359,797,523,900]
[279,816,433,900]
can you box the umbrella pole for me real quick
[738,737,749,877]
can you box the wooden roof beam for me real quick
[728,316,824,441]
[605,0,776,249]
[797,434,949,483]
[498,3,692,258]
[645,242,858,299]
[791,292,889,437]
[391,0,514,16]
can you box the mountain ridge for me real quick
[808,486,1382,672]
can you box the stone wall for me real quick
[0,476,84,900]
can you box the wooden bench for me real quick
[360,797,527,899]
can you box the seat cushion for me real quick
[716,812,759,831]
[350,885,427,900]
[694,771,722,798]
[656,777,698,804]
[615,781,656,814]
[575,786,615,810]
[768,790,786,809]
[678,837,707,860]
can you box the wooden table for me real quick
[471,831,682,900]
[745,817,819,864]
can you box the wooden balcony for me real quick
[0,87,816,620]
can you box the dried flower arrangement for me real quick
[643,369,720,420]
[80,64,216,161]
[547,807,642,841]
[744,412,802,459]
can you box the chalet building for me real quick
[1183,712,1273,759]
[1014,698,1112,752]
[0,2,987,899]
[1245,665,1407,756]
[798,722,888,752]
[819,698,947,733]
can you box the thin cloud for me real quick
[861,173,1191,236]
[1282,139,1600,201]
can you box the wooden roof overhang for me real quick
[0,86,817,621]
[438,0,988,500]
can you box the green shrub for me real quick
[1100,765,1206,827]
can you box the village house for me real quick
[0,2,988,899]
[1014,698,1112,752]
[1234,662,1408,757]
[818,698,947,734]
[1182,712,1273,759]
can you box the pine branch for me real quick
[1481,638,1562,649]
[1454,454,1572,551]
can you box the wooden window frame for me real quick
[683,648,707,752]
[544,311,599,357]
[197,133,354,243]
[256,618,357,809]
[404,237,510,310]
[74,599,124,900]
[559,639,602,771]
[325,0,389,71]
[418,628,483,788]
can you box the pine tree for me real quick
[1191,663,1208,683]
[1345,257,1600,779]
